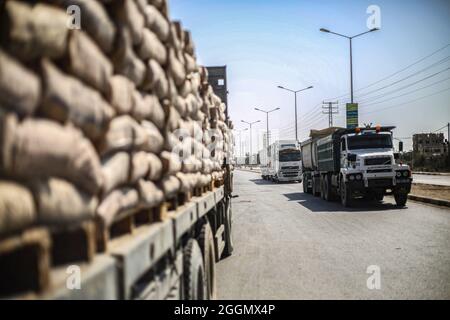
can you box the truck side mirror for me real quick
[347,154,357,162]
[394,152,400,160]
[398,141,403,152]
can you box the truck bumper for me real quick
[347,178,412,194]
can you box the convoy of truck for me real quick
[261,140,302,183]
[300,126,412,207]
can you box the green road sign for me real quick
[346,103,358,129]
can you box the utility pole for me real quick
[322,101,339,127]
[241,120,261,165]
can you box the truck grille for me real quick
[367,169,392,173]
[281,166,299,170]
[365,157,391,166]
[368,178,392,188]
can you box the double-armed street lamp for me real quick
[254,107,280,151]
[241,120,261,165]
[319,27,379,103]
[277,85,313,142]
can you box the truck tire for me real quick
[302,179,307,193]
[375,193,384,202]
[320,176,326,200]
[183,239,207,300]
[312,177,320,197]
[394,193,407,207]
[323,176,332,201]
[340,179,352,207]
[222,198,234,257]
[198,222,217,300]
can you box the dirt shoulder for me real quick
[411,184,450,202]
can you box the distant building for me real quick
[413,133,448,157]
[206,66,228,113]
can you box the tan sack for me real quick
[142,4,170,42]
[1,114,103,194]
[108,75,135,115]
[97,188,139,227]
[113,27,146,87]
[113,0,145,45]
[53,0,116,53]
[32,178,97,225]
[99,115,148,155]
[0,49,41,116]
[168,48,186,86]
[68,31,113,95]
[3,1,68,61]
[141,120,164,154]
[0,181,36,235]
[138,28,167,65]
[160,175,180,199]
[147,153,163,181]
[137,179,163,208]
[160,151,181,175]
[41,59,115,141]
[144,59,169,99]
[131,92,165,130]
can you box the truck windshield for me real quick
[279,150,301,162]
[347,134,392,150]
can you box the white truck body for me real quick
[261,140,302,182]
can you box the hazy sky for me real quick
[170,0,450,153]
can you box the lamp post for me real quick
[233,128,248,158]
[277,85,313,142]
[241,120,261,165]
[319,27,379,103]
[254,107,280,154]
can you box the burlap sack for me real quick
[68,31,113,95]
[142,4,170,42]
[183,30,195,55]
[32,178,98,225]
[174,96,187,117]
[53,0,116,53]
[1,114,103,194]
[168,48,186,87]
[137,179,164,208]
[160,175,180,199]
[146,153,163,181]
[176,172,192,192]
[102,152,130,194]
[99,115,148,155]
[166,106,181,132]
[132,151,150,183]
[141,120,164,154]
[0,181,36,236]
[138,28,167,66]
[0,49,41,116]
[108,75,135,115]
[144,59,169,99]
[160,151,181,176]
[119,0,145,45]
[97,188,139,227]
[131,92,165,130]
[41,59,115,140]
[113,27,146,87]
[3,1,68,61]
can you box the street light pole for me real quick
[277,85,313,142]
[320,27,379,103]
[241,120,261,165]
[254,107,280,150]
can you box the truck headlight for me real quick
[349,175,355,181]
[402,171,409,177]
[356,174,362,180]
[396,171,402,177]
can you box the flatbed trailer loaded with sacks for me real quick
[0,0,234,299]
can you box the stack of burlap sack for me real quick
[0,0,233,237]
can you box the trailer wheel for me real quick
[302,179,307,193]
[198,222,217,299]
[394,193,407,207]
[340,180,352,207]
[320,176,326,200]
[183,239,207,300]
[323,176,332,201]
[312,177,320,197]
[222,198,234,257]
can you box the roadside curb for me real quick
[413,171,450,176]
[236,168,261,174]
[408,194,450,208]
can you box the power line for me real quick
[361,87,450,115]
[324,43,450,101]
[359,73,450,108]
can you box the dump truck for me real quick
[301,126,412,207]
[261,140,302,183]
[0,0,235,300]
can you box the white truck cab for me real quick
[262,140,302,183]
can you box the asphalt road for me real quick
[216,170,450,299]
[413,174,450,186]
